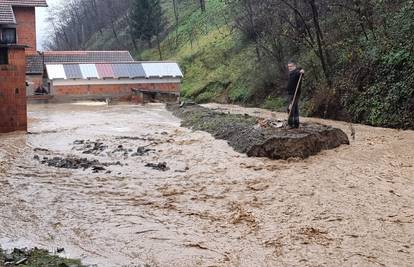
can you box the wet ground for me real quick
[0,102,413,266]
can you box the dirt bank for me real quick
[167,103,349,159]
[0,102,413,267]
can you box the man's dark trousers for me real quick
[288,94,300,128]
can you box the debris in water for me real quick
[34,148,49,153]
[131,146,155,157]
[34,156,121,172]
[145,162,170,171]
[174,167,190,173]
[72,139,156,158]
[73,140,107,156]
[116,136,156,141]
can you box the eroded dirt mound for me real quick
[167,103,349,159]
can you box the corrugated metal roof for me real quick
[112,64,130,78]
[64,64,82,79]
[128,64,146,78]
[26,51,134,74]
[45,62,184,80]
[96,64,114,79]
[80,64,99,79]
[42,51,134,63]
[46,65,66,80]
[142,63,183,78]
[0,3,15,24]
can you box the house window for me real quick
[0,48,8,64]
[0,28,16,44]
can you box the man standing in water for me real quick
[287,61,305,128]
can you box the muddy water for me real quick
[1,102,413,267]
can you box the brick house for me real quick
[1,0,183,133]
[0,0,47,133]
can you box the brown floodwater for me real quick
[0,102,413,266]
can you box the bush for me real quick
[262,96,286,111]
[342,48,414,129]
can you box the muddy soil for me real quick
[167,104,349,159]
[0,102,413,267]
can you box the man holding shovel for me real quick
[286,61,305,128]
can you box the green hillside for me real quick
[74,0,414,129]
[139,0,259,105]
[84,0,281,108]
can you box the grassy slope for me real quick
[140,0,258,103]
[85,0,257,104]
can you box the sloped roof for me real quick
[0,3,15,24]
[46,62,183,80]
[27,54,43,74]
[142,62,184,78]
[0,0,47,25]
[27,51,135,74]
[0,0,48,7]
[42,51,135,63]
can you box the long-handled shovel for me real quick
[285,73,304,127]
[260,72,304,129]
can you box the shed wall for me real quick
[50,82,181,101]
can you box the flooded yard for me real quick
[0,103,413,266]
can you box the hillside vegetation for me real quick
[46,0,414,129]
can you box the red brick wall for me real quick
[14,7,37,55]
[52,82,181,100]
[132,83,181,93]
[0,47,27,133]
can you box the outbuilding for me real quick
[26,51,183,103]
[44,61,183,102]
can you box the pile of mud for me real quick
[0,247,84,267]
[167,103,349,159]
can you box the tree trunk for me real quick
[173,0,180,48]
[172,0,179,24]
[200,0,206,12]
[308,0,332,87]
[156,34,163,60]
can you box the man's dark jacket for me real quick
[287,68,302,95]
